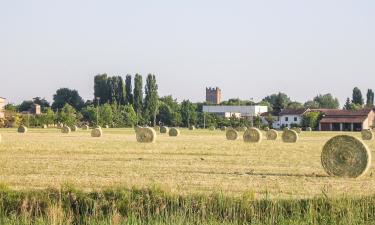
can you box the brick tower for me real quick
[206,87,221,104]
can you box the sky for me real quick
[1,0,374,105]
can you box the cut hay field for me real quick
[0,128,374,199]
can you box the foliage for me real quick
[94,74,110,104]
[18,100,33,112]
[133,74,143,119]
[52,88,84,111]
[366,89,374,108]
[125,74,133,105]
[143,74,159,126]
[180,100,197,127]
[302,111,321,129]
[57,104,77,126]
[263,92,290,114]
[352,87,364,106]
[286,101,304,109]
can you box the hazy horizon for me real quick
[1,0,374,105]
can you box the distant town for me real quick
[0,74,374,131]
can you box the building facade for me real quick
[318,109,375,131]
[202,105,268,119]
[263,108,309,129]
[0,97,5,119]
[206,87,221,105]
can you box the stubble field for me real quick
[0,128,374,199]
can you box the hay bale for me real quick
[57,123,63,129]
[361,129,374,141]
[61,126,71,134]
[189,125,195,130]
[169,128,180,137]
[18,125,28,133]
[292,127,302,134]
[82,125,89,130]
[136,127,156,143]
[282,130,298,143]
[243,127,262,143]
[160,126,169,134]
[266,129,278,140]
[71,125,78,132]
[306,127,312,132]
[321,135,371,178]
[42,124,48,129]
[226,128,239,140]
[154,126,160,132]
[91,127,103,137]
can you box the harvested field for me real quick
[0,128,375,199]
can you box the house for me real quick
[0,97,6,119]
[318,108,374,131]
[20,103,42,115]
[202,105,268,119]
[261,108,309,129]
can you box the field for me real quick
[0,128,374,199]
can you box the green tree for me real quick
[125,75,133,105]
[18,100,34,112]
[366,89,374,108]
[100,103,113,127]
[33,97,50,112]
[352,87,364,106]
[107,76,126,105]
[157,102,172,125]
[286,101,304,109]
[58,104,77,126]
[302,112,321,130]
[263,93,290,114]
[143,74,158,126]
[180,100,197,127]
[133,74,143,123]
[344,97,361,111]
[94,74,110,104]
[52,88,84,111]
[304,100,320,109]
[121,105,137,127]
[313,94,340,109]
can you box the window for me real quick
[294,117,297,122]
[285,117,289,122]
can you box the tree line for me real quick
[2,75,374,129]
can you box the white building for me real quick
[262,108,309,129]
[202,105,268,119]
[0,97,6,119]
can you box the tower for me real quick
[206,87,221,104]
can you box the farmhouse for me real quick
[318,108,375,131]
[0,97,6,119]
[262,108,309,129]
[202,105,268,119]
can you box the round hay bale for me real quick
[266,129,278,140]
[71,125,78,132]
[189,125,195,130]
[226,128,239,140]
[306,127,312,132]
[136,127,156,143]
[57,123,63,129]
[321,135,371,178]
[361,129,374,141]
[18,125,28,133]
[169,128,180,137]
[91,127,103,137]
[282,130,298,143]
[243,127,262,143]
[154,126,160,132]
[208,126,216,131]
[42,124,48,129]
[61,126,71,134]
[96,126,102,130]
[292,127,302,134]
[160,126,169,134]
[82,125,89,130]
[220,126,227,131]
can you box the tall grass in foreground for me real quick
[0,184,375,225]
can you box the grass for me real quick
[0,128,374,199]
[1,128,375,224]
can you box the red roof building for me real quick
[317,108,374,131]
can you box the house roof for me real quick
[313,108,373,116]
[320,116,368,123]
[279,108,309,116]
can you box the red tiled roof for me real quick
[279,108,308,116]
[320,117,367,123]
[312,108,373,116]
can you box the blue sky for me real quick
[1,0,374,105]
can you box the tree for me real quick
[143,74,159,126]
[286,101,304,109]
[133,74,143,122]
[304,100,320,109]
[366,89,374,108]
[52,88,84,111]
[100,103,113,127]
[344,97,361,111]
[302,112,321,130]
[157,102,172,125]
[313,94,340,109]
[352,87,364,106]
[18,100,34,112]
[180,100,198,127]
[263,93,290,114]
[125,75,133,105]
[94,74,110,104]
[107,76,126,105]
[33,97,50,112]
[58,104,77,126]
